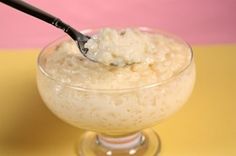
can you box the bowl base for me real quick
[76,129,161,156]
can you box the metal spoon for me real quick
[0,0,90,58]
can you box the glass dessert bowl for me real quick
[37,27,195,156]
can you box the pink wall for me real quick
[0,0,236,48]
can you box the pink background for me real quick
[0,0,236,48]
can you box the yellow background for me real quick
[0,45,236,156]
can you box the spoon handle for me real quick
[0,0,86,41]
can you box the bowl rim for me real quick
[37,27,194,93]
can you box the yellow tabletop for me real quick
[0,45,236,156]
